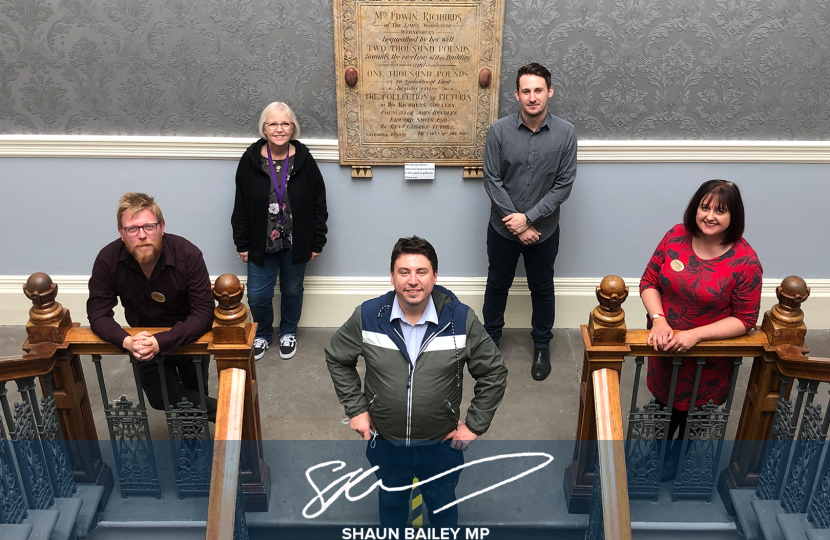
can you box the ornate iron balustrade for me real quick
[9,271,270,514]
[565,275,812,513]
[749,345,830,532]
[584,455,605,540]
[0,343,75,524]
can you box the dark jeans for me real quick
[136,354,217,419]
[483,224,560,348]
[366,439,464,528]
[247,250,308,342]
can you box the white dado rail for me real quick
[0,276,828,328]
[2,135,830,163]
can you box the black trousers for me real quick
[136,354,217,419]
[483,224,560,348]
[655,399,689,441]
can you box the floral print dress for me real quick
[640,224,763,411]
[260,155,294,253]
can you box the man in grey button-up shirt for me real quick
[482,62,577,382]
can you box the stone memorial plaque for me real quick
[334,0,505,167]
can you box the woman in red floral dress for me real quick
[640,179,762,480]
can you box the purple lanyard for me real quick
[266,144,290,225]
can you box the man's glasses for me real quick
[122,223,160,236]
[265,122,293,132]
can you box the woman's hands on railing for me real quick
[647,317,675,352]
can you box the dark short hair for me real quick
[683,179,745,245]
[516,63,552,91]
[390,236,438,273]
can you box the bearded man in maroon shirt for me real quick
[87,192,217,421]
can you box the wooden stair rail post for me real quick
[207,368,247,540]
[21,272,114,505]
[718,276,810,505]
[564,276,630,513]
[593,368,632,540]
[208,274,271,512]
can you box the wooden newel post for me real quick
[23,272,72,344]
[718,276,810,506]
[22,273,114,504]
[564,276,630,513]
[209,274,271,512]
[588,275,629,345]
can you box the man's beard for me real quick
[128,238,162,264]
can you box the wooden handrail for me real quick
[17,271,271,511]
[592,368,632,540]
[584,326,778,358]
[0,342,59,381]
[774,344,830,382]
[565,274,814,513]
[207,367,247,540]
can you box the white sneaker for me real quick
[253,337,270,361]
[279,334,297,359]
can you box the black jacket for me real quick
[231,139,328,266]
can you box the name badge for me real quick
[670,259,685,272]
[151,292,166,303]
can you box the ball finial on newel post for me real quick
[762,276,810,347]
[23,272,72,344]
[588,275,628,344]
[211,273,251,344]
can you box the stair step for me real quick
[807,529,830,540]
[0,524,34,540]
[53,497,84,540]
[731,489,761,540]
[22,509,60,540]
[752,499,786,540]
[777,513,811,540]
[74,485,105,538]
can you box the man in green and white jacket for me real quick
[325,236,507,528]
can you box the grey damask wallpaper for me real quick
[1,0,829,139]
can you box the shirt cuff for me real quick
[525,208,541,224]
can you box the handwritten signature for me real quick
[303,452,554,519]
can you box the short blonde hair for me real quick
[257,102,301,140]
[117,192,164,229]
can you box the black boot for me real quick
[531,348,551,381]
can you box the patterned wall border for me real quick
[2,136,830,163]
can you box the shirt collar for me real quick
[515,110,553,132]
[390,294,438,327]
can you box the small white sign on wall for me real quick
[404,163,435,180]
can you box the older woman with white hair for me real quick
[232,102,328,361]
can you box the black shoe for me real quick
[253,337,270,361]
[661,440,683,482]
[279,334,297,359]
[531,348,551,381]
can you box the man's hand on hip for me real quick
[443,420,478,451]
[502,213,530,235]
[350,411,375,441]
[518,226,541,245]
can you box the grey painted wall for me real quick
[1,0,829,139]
[1,157,827,279]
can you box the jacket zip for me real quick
[446,399,456,418]
[405,321,451,446]
[392,326,414,446]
